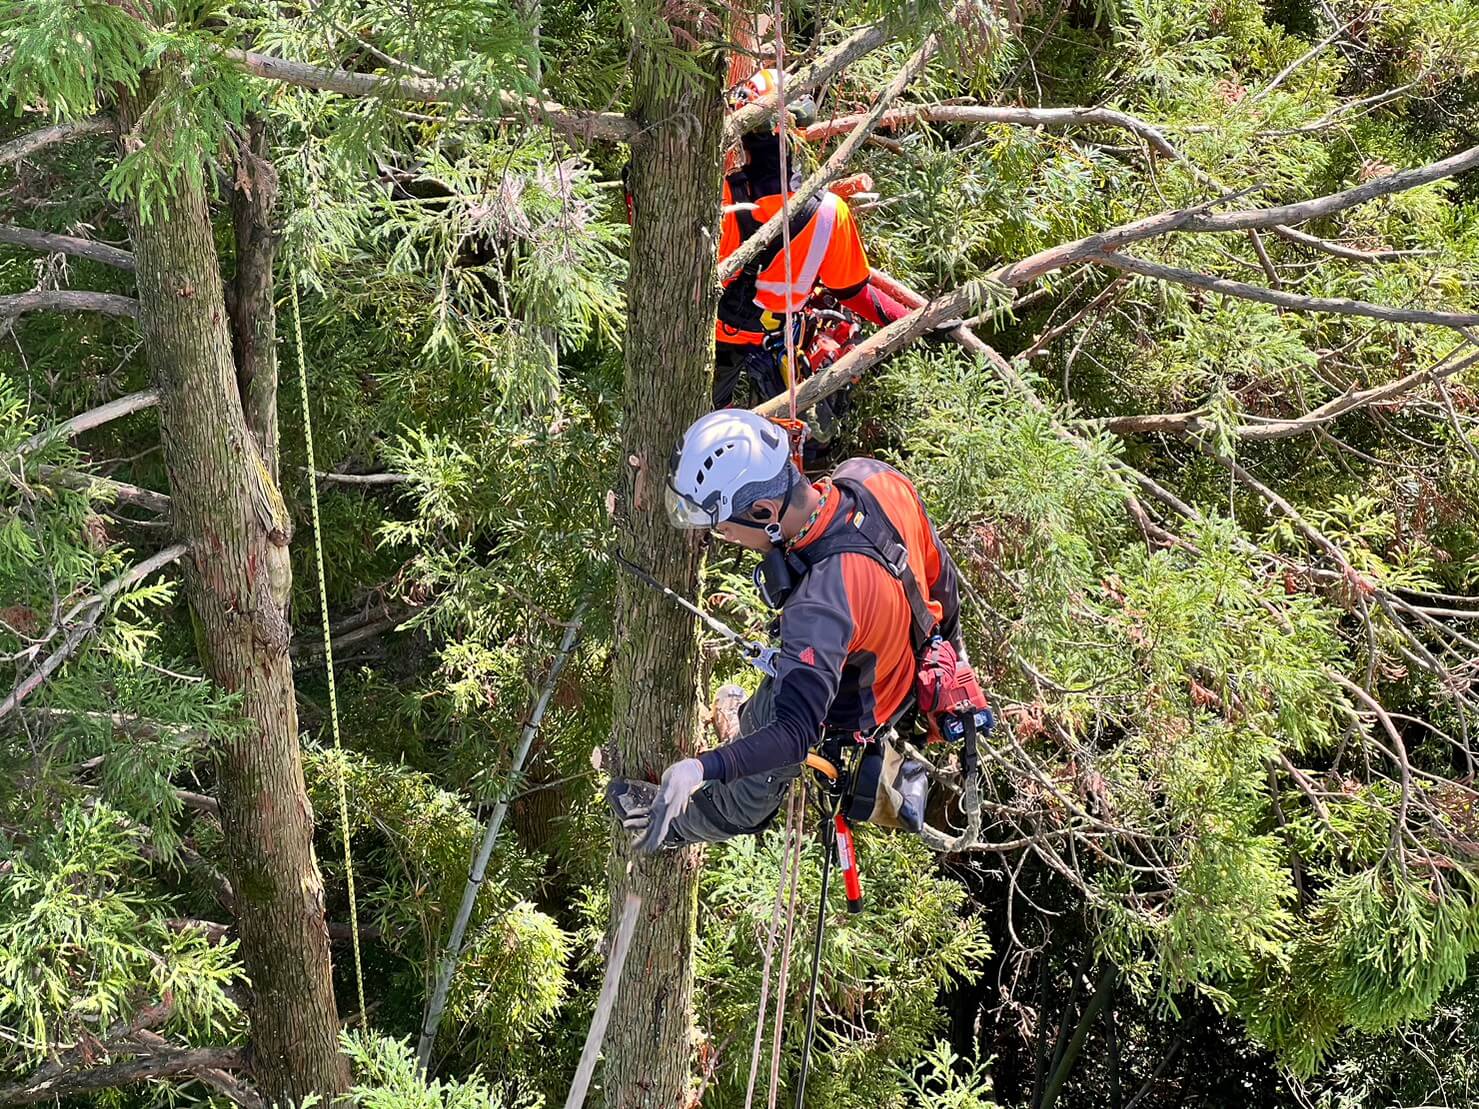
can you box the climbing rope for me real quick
[290,276,368,1024]
[771,4,802,456]
[768,781,807,1109]
[741,778,806,1109]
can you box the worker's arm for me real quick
[697,574,852,783]
[830,277,911,328]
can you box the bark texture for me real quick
[117,91,349,1106]
[228,118,282,480]
[603,22,727,1109]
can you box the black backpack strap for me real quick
[799,478,938,653]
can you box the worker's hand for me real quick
[631,757,705,855]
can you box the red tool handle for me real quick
[834,814,863,914]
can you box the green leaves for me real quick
[0,803,243,1063]
[0,0,150,118]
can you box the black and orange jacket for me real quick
[697,458,962,783]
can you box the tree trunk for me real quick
[228,117,282,481]
[117,92,349,1107]
[602,18,726,1109]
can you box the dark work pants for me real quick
[666,680,802,845]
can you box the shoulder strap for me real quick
[798,478,937,652]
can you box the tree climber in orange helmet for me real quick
[712,68,911,409]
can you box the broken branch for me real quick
[1088,251,1479,330]
[0,225,135,271]
[0,119,115,170]
[225,50,638,144]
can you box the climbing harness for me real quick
[613,551,779,676]
[290,277,367,1023]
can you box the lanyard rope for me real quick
[772,3,800,436]
[290,276,367,1024]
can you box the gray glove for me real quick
[631,757,705,855]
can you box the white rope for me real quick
[742,783,801,1109]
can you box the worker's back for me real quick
[783,457,960,735]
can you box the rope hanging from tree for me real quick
[290,276,368,1025]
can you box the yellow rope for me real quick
[290,276,367,1024]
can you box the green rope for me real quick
[290,276,367,1024]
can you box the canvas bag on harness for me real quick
[770,477,991,832]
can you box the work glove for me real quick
[630,757,705,855]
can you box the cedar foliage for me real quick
[2,0,1478,1104]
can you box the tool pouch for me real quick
[844,736,929,833]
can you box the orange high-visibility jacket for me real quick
[716,181,872,346]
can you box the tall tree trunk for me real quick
[603,16,726,1109]
[117,91,350,1107]
[228,117,282,481]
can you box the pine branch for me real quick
[720,9,977,284]
[1087,251,1479,329]
[0,225,135,271]
[754,141,1479,417]
[30,465,172,514]
[19,389,160,457]
[0,543,188,724]
[223,50,638,143]
[0,290,139,324]
[1096,348,1479,439]
[805,104,1451,262]
[0,1047,249,1106]
[723,20,894,146]
[0,119,114,170]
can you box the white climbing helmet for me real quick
[666,410,791,529]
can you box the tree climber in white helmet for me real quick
[607,410,975,853]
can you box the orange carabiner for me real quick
[768,416,809,471]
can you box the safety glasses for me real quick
[665,480,723,529]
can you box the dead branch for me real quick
[718,20,953,283]
[0,225,135,271]
[1020,276,1128,360]
[805,104,1454,262]
[1097,348,1479,440]
[18,389,160,457]
[0,544,188,723]
[224,50,638,144]
[1270,224,1419,264]
[0,1047,249,1106]
[312,469,412,486]
[1185,142,1479,233]
[754,141,1479,418]
[30,465,172,514]
[0,118,115,170]
[1087,251,1479,330]
[0,290,139,323]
